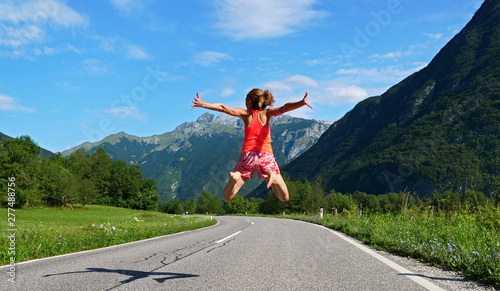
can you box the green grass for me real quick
[0,205,216,265]
[291,207,500,288]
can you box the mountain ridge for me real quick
[63,113,333,201]
[282,0,500,198]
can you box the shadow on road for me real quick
[44,267,199,285]
[398,272,464,282]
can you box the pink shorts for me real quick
[234,151,280,178]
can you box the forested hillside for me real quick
[284,0,500,198]
[0,136,160,210]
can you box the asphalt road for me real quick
[1,216,449,291]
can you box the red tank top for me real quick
[241,110,273,154]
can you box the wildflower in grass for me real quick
[471,251,481,257]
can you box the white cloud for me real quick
[0,0,87,57]
[336,63,427,85]
[305,57,339,67]
[92,35,151,61]
[194,51,233,67]
[0,0,88,27]
[126,44,150,60]
[108,0,144,16]
[221,87,236,97]
[33,43,83,56]
[264,75,318,93]
[93,35,118,53]
[0,24,45,48]
[321,63,429,103]
[371,51,403,60]
[424,33,443,40]
[283,75,319,88]
[213,0,327,40]
[0,94,36,113]
[264,81,293,93]
[55,81,83,92]
[321,83,368,104]
[105,106,147,122]
[83,59,110,75]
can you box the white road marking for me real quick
[314,224,447,291]
[215,219,253,244]
[215,231,242,244]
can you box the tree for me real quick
[78,177,99,208]
[90,147,112,199]
[54,166,79,209]
[226,195,253,214]
[286,179,312,213]
[196,192,224,214]
[137,178,160,210]
[183,200,197,214]
[162,200,184,214]
[325,191,356,214]
[0,136,42,207]
[260,191,286,214]
[352,191,382,214]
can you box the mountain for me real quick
[63,113,333,202]
[0,132,54,158]
[282,0,500,198]
[0,132,10,140]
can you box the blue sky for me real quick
[0,0,483,152]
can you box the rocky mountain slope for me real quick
[63,113,332,201]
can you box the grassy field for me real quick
[292,207,500,288]
[0,205,216,265]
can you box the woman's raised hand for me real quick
[191,92,203,110]
[303,92,312,109]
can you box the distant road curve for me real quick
[2,216,455,290]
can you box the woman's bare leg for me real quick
[223,172,249,201]
[266,170,275,189]
[264,173,289,202]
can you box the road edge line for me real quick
[312,223,447,291]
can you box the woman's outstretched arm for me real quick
[191,92,247,117]
[267,92,312,117]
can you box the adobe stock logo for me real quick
[340,0,404,62]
